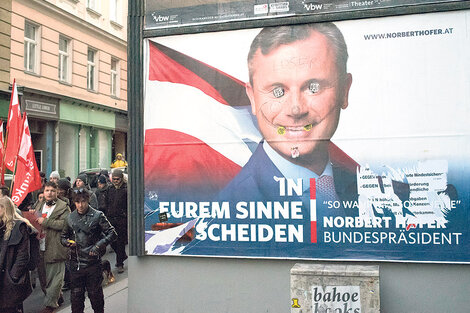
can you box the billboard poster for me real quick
[143,10,470,262]
[144,0,466,29]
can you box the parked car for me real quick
[77,167,128,191]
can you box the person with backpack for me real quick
[0,197,38,313]
[34,181,70,313]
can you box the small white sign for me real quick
[254,4,268,14]
[269,2,289,13]
[311,286,361,313]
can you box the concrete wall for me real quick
[128,256,470,313]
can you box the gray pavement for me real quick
[56,277,128,313]
[24,246,128,313]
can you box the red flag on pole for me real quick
[0,120,4,185]
[4,80,22,171]
[11,114,42,206]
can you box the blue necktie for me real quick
[316,175,339,201]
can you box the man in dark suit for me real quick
[219,22,357,215]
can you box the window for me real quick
[110,58,119,97]
[24,22,38,73]
[58,36,70,82]
[110,0,118,23]
[87,0,98,11]
[87,49,97,91]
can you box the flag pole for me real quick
[10,115,25,192]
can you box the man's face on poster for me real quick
[246,30,352,170]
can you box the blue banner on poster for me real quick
[143,10,470,262]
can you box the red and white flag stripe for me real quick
[144,40,261,196]
[310,178,317,243]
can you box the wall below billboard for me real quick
[128,256,470,313]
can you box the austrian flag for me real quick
[143,40,359,202]
[144,40,261,200]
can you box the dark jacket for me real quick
[61,206,117,270]
[0,221,33,308]
[105,182,127,220]
[94,185,109,213]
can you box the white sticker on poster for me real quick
[254,4,268,15]
[312,286,361,313]
[269,2,289,13]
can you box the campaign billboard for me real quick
[144,0,466,29]
[143,9,470,262]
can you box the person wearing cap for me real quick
[57,179,72,206]
[105,169,128,273]
[99,170,111,183]
[74,174,99,211]
[110,153,127,169]
[49,171,60,184]
[94,175,109,213]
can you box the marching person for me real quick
[61,189,117,313]
[35,181,70,313]
[74,174,98,210]
[105,169,128,273]
[0,197,36,313]
[57,178,73,206]
[49,171,60,185]
[95,175,109,213]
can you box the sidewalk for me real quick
[57,277,128,313]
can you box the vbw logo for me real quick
[152,13,170,22]
[302,1,323,11]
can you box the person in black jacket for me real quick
[105,169,128,273]
[94,175,109,213]
[0,197,36,313]
[61,189,117,313]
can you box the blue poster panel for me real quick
[143,10,470,262]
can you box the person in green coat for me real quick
[34,181,70,313]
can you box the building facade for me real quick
[5,0,128,180]
[0,0,12,123]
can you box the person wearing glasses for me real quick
[74,174,99,211]
[105,170,128,273]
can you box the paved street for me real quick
[23,247,129,313]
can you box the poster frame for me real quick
[128,0,470,257]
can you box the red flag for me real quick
[4,80,22,171]
[0,120,4,185]
[11,114,42,206]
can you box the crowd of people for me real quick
[0,155,129,313]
